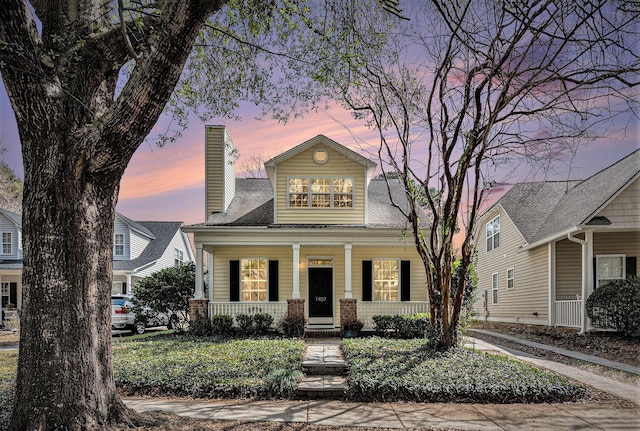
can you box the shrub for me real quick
[586,277,640,338]
[236,314,255,336]
[188,311,214,336]
[280,315,305,337]
[372,314,434,339]
[235,314,275,336]
[253,313,275,335]
[263,368,304,398]
[211,314,235,336]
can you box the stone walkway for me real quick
[296,338,348,398]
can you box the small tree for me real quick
[132,262,195,332]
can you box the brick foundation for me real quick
[340,298,357,326]
[189,299,209,322]
[287,298,305,320]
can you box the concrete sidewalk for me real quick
[124,397,639,430]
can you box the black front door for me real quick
[308,267,333,324]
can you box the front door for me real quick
[308,267,333,325]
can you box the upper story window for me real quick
[174,248,184,266]
[1,233,11,255]
[114,233,124,256]
[486,216,500,252]
[241,258,267,301]
[373,259,399,301]
[507,268,515,289]
[288,177,353,208]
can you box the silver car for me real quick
[111,294,169,334]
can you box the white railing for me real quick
[358,301,430,329]
[555,300,582,328]
[209,301,288,324]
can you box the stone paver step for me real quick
[302,361,347,375]
[295,375,348,399]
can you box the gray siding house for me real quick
[474,150,639,332]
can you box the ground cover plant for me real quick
[342,337,585,403]
[0,350,17,430]
[113,338,304,399]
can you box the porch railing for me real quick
[554,300,582,328]
[210,302,288,324]
[358,301,430,329]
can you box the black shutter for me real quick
[593,257,597,287]
[9,283,17,306]
[230,260,240,302]
[362,260,372,301]
[122,282,127,294]
[268,260,279,302]
[627,257,637,278]
[400,261,411,301]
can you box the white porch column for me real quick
[207,251,214,303]
[344,244,353,299]
[292,244,300,299]
[126,274,132,295]
[547,241,556,326]
[585,231,594,330]
[194,243,204,299]
[568,232,588,334]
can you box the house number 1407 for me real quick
[315,297,327,302]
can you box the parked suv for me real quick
[111,294,169,334]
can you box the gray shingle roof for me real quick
[495,149,640,245]
[116,213,156,239]
[205,178,424,229]
[0,208,21,227]
[113,221,183,271]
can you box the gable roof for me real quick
[205,178,424,229]
[491,149,640,246]
[0,208,21,227]
[113,221,184,271]
[116,212,156,239]
[264,134,377,169]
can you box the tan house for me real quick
[183,126,429,329]
[474,150,639,332]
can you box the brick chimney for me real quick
[205,125,236,218]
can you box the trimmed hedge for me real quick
[586,277,640,338]
[342,337,585,403]
[189,313,275,337]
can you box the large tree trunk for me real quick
[11,133,132,429]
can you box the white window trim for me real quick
[174,248,184,266]
[506,267,515,290]
[114,233,124,256]
[240,258,269,302]
[486,216,500,252]
[596,254,626,287]
[491,272,499,304]
[1,232,11,255]
[287,176,355,209]
[1,281,9,297]
[372,258,400,302]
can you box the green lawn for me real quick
[343,337,586,403]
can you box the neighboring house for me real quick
[111,213,195,295]
[473,150,639,332]
[0,210,194,317]
[182,125,429,329]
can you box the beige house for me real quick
[474,150,639,332]
[183,126,429,329]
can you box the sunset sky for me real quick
[0,81,638,227]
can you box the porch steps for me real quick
[304,327,341,338]
[296,339,348,399]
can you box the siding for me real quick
[205,126,236,217]
[594,231,640,276]
[275,145,366,224]
[129,230,150,260]
[555,238,582,300]
[595,177,640,229]
[135,230,195,278]
[474,207,549,324]
[113,217,131,260]
[0,213,20,259]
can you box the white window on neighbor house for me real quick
[114,233,124,256]
[241,258,268,302]
[288,177,353,208]
[373,259,399,301]
[492,273,499,304]
[111,281,124,296]
[1,282,9,305]
[486,216,500,252]
[174,248,184,266]
[596,254,625,288]
[2,232,11,255]
[507,268,515,289]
